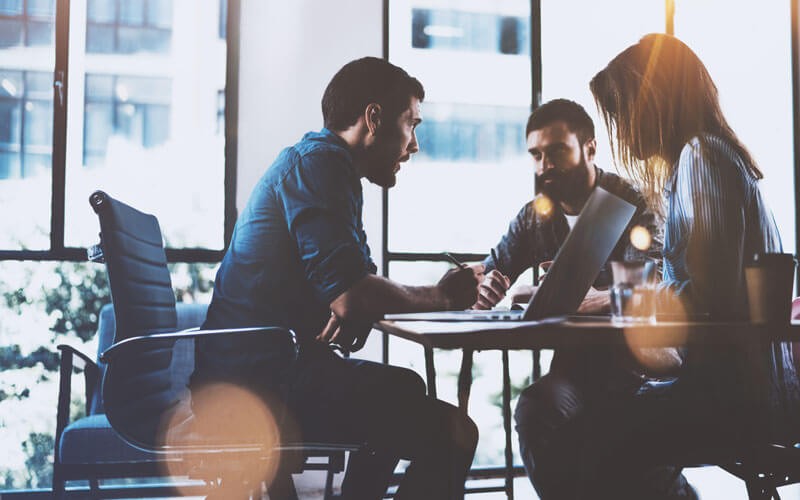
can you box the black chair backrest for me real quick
[90,190,180,449]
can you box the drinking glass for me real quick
[610,260,657,324]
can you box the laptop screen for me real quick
[523,186,636,320]
[383,186,636,322]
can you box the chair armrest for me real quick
[99,326,298,364]
[56,345,101,414]
[54,345,101,464]
[57,344,97,370]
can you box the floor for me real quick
[288,466,800,499]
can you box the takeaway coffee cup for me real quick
[745,253,796,324]
[610,260,657,324]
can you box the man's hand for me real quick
[316,312,371,351]
[577,287,611,314]
[437,266,480,310]
[473,268,512,310]
[316,312,344,344]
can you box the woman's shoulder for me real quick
[673,134,752,195]
[678,134,750,175]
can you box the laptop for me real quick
[384,186,637,321]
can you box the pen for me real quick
[491,248,499,269]
[443,252,467,269]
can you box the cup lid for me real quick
[750,252,797,265]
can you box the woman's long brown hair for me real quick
[590,33,761,215]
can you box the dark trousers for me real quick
[285,343,478,500]
[514,352,702,500]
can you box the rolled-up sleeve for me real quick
[278,151,371,305]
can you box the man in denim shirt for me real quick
[472,100,694,499]
[193,58,479,499]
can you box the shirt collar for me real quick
[593,164,603,188]
[319,128,360,178]
[320,127,350,149]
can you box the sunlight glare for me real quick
[630,225,652,251]
[160,383,282,495]
[533,194,554,219]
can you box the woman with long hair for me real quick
[591,33,779,319]
[574,33,800,498]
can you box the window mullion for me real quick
[223,0,240,248]
[51,0,70,253]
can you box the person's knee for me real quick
[514,375,584,444]
[393,367,427,397]
[374,364,427,402]
[462,413,479,451]
[445,409,478,459]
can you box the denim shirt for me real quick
[482,166,663,287]
[199,128,376,356]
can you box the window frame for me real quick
[381,0,800,341]
[380,0,542,363]
[85,0,173,54]
[0,0,56,47]
[0,0,240,264]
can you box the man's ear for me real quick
[365,103,382,135]
[584,138,597,161]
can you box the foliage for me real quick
[489,374,532,410]
[44,262,111,342]
[0,345,59,372]
[0,260,217,491]
[22,433,53,489]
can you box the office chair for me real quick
[53,190,359,499]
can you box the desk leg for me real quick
[424,345,437,398]
[457,349,474,413]
[502,349,514,499]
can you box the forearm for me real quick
[330,274,447,320]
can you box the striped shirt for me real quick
[663,134,799,440]
[663,135,782,319]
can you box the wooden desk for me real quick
[374,318,800,499]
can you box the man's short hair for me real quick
[525,98,595,144]
[322,57,425,131]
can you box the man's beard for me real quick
[365,128,401,188]
[535,152,591,208]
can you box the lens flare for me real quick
[533,194,554,219]
[622,292,688,372]
[630,225,652,251]
[159,383,282,495]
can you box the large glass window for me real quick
[0,70,52,180]
[388,0,534,471]
[389,1,533,256]
[65,0,227,250]
[411,8,529,55]
[673,0,796,255]
[0,0,55,48]
[541,0,664,169]
[0,0,235,491]
[86,0,172,54]
[0,260,219,490]
[83,74,171,166]
[0,0,54,250]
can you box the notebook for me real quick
[384,186,637,322]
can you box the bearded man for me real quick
[472,99,694,499]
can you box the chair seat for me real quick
[60,413,361,467]
[59,414,167,465]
